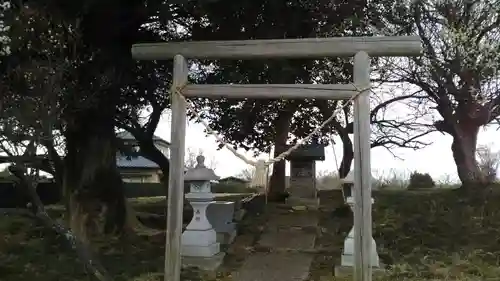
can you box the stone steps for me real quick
[232,252,314,281]
[232,207,319,281]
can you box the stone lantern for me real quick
[339,169,380,269]
[181,155,224,267]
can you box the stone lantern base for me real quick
[335,196,383,277]
[181,229,220,257]
[181,193,220,255]
[340,225,380,267]
[181,193,225,271]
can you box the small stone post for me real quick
[181,155,225,270]
[336,170,382,275]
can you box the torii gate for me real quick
[131,36,422,281]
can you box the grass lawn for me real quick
[0,216,168,281]
[129,193,250,211]
[2,188,500,280]
[313,188,500,281]
[0,193,259,281]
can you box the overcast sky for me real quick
[154,108,500,184]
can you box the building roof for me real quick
[116,131,170,147]
[285,144,326,161]
[114,131,191,171]
[116,155,160,169]
[116,131,167,169]
[116,155,188,172]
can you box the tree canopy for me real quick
[375,0,500,185]
[1,0,496,242]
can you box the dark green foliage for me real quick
[0,168,11,179]
[0,182,192,206]
[0,182,60,208]
[0,0,174,235]
[241,193,267,217]
[269,190,290,203]
[122,183,167,198]
[407,171,435,189]
[184,0,373,152]
[211,182,258,194]
[330,204,351,218]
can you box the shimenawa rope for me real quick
[172,83,371,190]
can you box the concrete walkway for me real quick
[232,206,318,281]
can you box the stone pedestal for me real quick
[338,196,381,270]
[181,193,221,257]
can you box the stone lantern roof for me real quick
[184,155,220,182]
[284,144,326,161]
[340,170,376,184]
[340,168,378,191]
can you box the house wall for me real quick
[120,169,162,183]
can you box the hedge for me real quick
[0,180,256,208]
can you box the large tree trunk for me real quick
[65,136,128,241]
[451,124,486,187]
[338,132,354,179]
[317,102,353,179]
[63,98,128,241]
[268,109,294,201]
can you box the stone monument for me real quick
[284,139,325,208]
[181,155,225,270]
[207,201,237,245]
[335,168,383,276]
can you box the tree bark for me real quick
[316,102,353,179]
[65,136,128,240]
[451,124,486,187]
[63,98,128,240]
[338,132,354,179]
[268,109,294,201]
